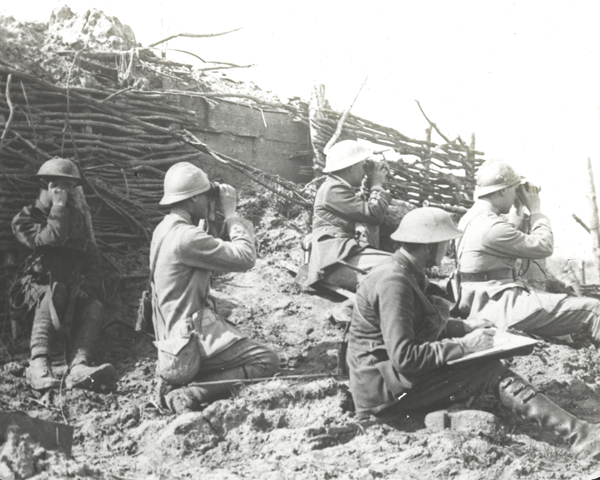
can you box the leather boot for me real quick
[498,374,600,459]
[26,356,60,390]
[66,298,115,390]
[164,387,203,414]
[66,362,116,390]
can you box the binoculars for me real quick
[363,159,390,174]
[521,181,541,193]
[207,181,221,199]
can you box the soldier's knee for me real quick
[51,282,69,313]
[81,298,103,315]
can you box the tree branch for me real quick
[0,74,14,143]
[324,77,368,154]
[415,99,452,145]
[147,28,242,48]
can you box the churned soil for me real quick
[2,188,600,480]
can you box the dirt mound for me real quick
[48,5,136,51]
[2,187,600,479]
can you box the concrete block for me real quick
[448,410,500,436]
[424,410,450,431]
[424,409,500,436]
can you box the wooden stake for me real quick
[324,77,368,154]
[586,157,600,280]
[309,84,327,169]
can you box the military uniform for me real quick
[305,175,391,289]
[151,210,278,407]
[347,205,600,459]
[348,249,509,417]
[11,194,112,389]
[457,202,600,340]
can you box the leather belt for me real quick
[459,269,514,282]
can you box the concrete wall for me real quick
[177,96,313,186]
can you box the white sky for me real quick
[4,0,600,269]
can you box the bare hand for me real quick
[512,194,524,216]
[463,318,495,333]
[48,181,68,207]
[461,328,496,354]
[217,184,237,219]
[517,183,541,214]
[370,161,389,188]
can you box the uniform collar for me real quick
[392,249,427,288]
[169,209,193,224]
[328,174,352,188]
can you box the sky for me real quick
[4,0,600,274]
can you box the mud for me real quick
[1,186,600,480]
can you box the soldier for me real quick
[10,157,115,390]
[348,207,600,459]
[305,140,392,288]
[302,140,392,321]
[152,162,279,413]
[455,159,600,342]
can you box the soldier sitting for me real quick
[348,206,600,459]
[456,159,600,343]
[302,140,392,321]
[10,158,115,391]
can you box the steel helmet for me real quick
[34,157,82,183]
[160,162,211,206]
[474,159,524,199]
[323,140,373,173]
[390,207,463,244]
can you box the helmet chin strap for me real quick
[425,243,439,268]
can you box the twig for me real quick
[13,132,52,160]
[572,213,591,234]
[63,44,88,154]
[101,86,135,103]
[147,28,242,48]
[19,80,38,146]
[415,99,452,144]
[195,64,253,72]
[324,76,368,154]
[143,46,206,64]
[0,74,14,143]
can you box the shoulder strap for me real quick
[455,212,486,270]
[402,268,437,315]
[148,225,174,288]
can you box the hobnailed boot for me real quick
[66,298,115,390]
[498,375,600,459]
[26,356,60,391]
